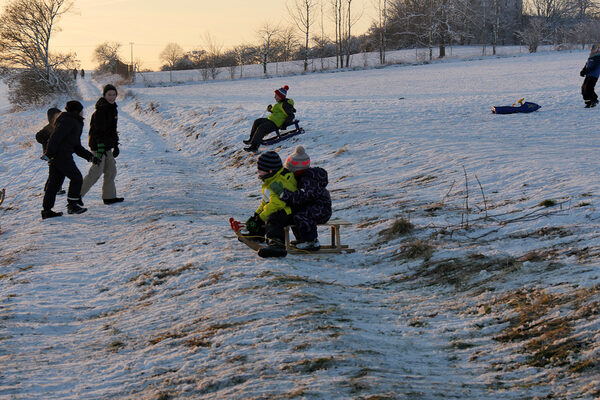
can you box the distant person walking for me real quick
[80,84,124,205]
[41,101,100,219]
[80,69,85,79]
[73,68,78,80]
[580,43,600,108]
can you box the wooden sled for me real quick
[229,217,355,254]
[261,120,305,146]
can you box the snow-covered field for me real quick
[1,49,599,399]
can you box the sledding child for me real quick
[269,146,331,251]
[580,43,600,108]
[41,101,100,219]
[244,151,297,257]
[80,84,124,204]
[36,107,65,195]
[243,85,296,152]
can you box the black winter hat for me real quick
[65,100,83,114]
[257,151,283,172]
[47,107,61,122]
[103,84,118,96]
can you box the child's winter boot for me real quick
[67,198,87,214]
[41,209,63,219]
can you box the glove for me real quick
[91,156,101,165]
[40,154,51,162]
[269,181,284,196]
[267,104,272,112]
[580,67,588,77]
[245,213,263,233]
[95,143,106,159]
[112,145,119,158]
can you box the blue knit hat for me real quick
[274,85,289,99]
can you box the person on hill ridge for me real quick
[80,84,124,205]
[41,101,100,219]
[269,146,332,251]
[36,107,65,195]
[243,151,297,258]
[243,85,295,152]
[580,43,600,108]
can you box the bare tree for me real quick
[159,42,184,81]
[373,0,388,64]
[257,22,280,75]
[517,17,548,52]
[232,44,253,78]
[93,41,122,71]
[277,26,300,62]
[0,0,77,105]
[203,33,223,79]
[287,0,317,71]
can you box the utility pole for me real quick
[129,42,135,82]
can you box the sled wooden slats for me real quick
[285,218,355,254]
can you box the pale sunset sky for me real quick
[0,0,372,70]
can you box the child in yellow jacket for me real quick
[244,151,297,257]
[243,85,295,152]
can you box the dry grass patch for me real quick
[408,254,520,289]
[281,356,336,373]
[493,287,600,370]
[378,218,414,241]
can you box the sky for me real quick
[0,0,373,71]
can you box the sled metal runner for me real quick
[261,120,305,146]
[229,217,355,254]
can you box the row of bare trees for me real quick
[373,0,600,60]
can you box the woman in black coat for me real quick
[42,101,98,219]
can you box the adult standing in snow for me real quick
[36,107,65,195]
[80,84,124,205]
[580,44,600,108]
[73,68,78,80]
[41,101,100,219]
[243,85,295,152]
[269,146,332,251]
[80,69,85,79]
[243,151,297,257]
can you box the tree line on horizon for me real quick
[1,0,600,106]
[94,0,600,78]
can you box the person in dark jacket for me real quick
[41,101,100,219]
[269,146,332,251]
[581,44,600,108]
[36,107,65,195]
[80,84,124,204]
[243,85,295,152]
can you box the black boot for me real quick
[258,239,287,258]
[244,145,259,153]
[67,198,87,214]
[103,197,124,205]
[243,139,252,144]
[41,209,63,219]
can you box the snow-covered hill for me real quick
[1,49,599,399]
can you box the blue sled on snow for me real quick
[492,98,541,114]
[261,120,305,145]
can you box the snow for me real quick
[1,48,600,399]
